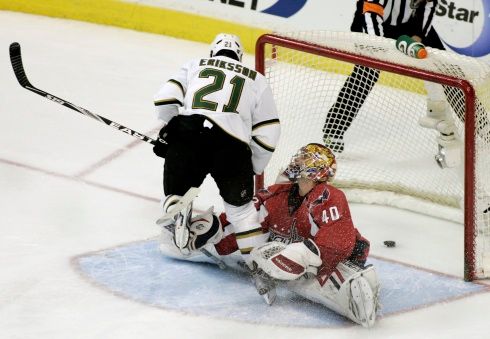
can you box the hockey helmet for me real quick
[284,143,337,182]
[210,33,243,62]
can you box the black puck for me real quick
[384,240,396,248]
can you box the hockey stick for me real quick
[9,42,165,146]
[10,43,225,263]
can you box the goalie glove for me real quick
[250,239,322,281]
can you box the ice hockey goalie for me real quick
[158,143,380,328]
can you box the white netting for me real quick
[259,31,490,279]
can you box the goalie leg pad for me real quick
[348,275,376,328]
[158,229,195,259]
[187,207,223,251]
[159,194,182,231]
[160,205,223,253]
[334,262,380,328]
[159,222,230,268]
[287,261,379,328]
[160,193,195,251]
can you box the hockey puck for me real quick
[384,240,396,248]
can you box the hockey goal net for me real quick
[255,32,490,281]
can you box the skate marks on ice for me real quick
[72,239,490,328]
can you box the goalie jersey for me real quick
[153,55,280,174]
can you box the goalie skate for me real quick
[239,261,277,305]
[252,268,277,305]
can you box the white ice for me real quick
[1,11,489,339]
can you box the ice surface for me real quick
[74,239,487,327]
[1,11,490,339]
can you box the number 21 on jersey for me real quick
[192,68,245,113]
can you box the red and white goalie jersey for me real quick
[216,182,370,286]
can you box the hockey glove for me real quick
[250,239,322,281]
[153,119,176,158]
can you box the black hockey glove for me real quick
[153,139,168,158]
[153,122,173,158]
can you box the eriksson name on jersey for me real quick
[199,58,257,80]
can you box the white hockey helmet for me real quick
[284,143,337,183]
[210,33,243,62]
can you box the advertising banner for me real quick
[3,0,489,61]
[124,0,490,62]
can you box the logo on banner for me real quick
[436,0,490,57]
[261,0,307,18]
[208,0,307,18]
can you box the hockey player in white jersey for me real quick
[152,33,280,260]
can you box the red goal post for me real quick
[254,32,490,281]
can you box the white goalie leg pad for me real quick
[159,194,183,230]
[158,228,198,259]
[187,207,223,251]
[160,193,196,252]
[286,262,379,328]
[158,194,193,257]
[333,262,380,328]
[159,222,228,267]
[159,205,223,252]
[223,201,269,257]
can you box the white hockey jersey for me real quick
[153,55,280,174]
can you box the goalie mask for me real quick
[210,33,243,62]
[284,143,337,183]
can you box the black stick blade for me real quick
[9,42,33,88]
